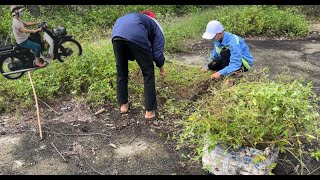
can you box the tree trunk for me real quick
[27,5,40,17]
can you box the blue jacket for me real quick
[112,13,165,67]
[208,32,254,76]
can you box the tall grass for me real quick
[0,5,311,112]
[164,5,310,52]
[0,39,209,112]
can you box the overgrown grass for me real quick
[0,5,312,112]
[164,5,310,52]
[0,5,312,113]
[0,40,117,111]
[174,70,320,168]
[0,39,209,112]
[0,5,203,44]
[0,6,318,174]
[1,5,310,47]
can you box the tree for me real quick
[26,5,40,17]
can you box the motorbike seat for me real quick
[0,45,13,51]
[13,44,29,52]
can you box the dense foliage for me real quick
[164,5,310,52]
[0,5,318,174]
[175,71,320,169]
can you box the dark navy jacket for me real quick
[111,13,165,67]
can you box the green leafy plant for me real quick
[311,149,320,161]
[175,70,320,172]
[0,5,313,118]
[163,5,310,53]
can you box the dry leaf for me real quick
[109,143,117,148]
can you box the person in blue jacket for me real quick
[201,20,254,79]
[111,10,166,120]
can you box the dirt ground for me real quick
[0,97,206,175]
[1,30,320,175]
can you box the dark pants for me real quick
[208,48,248,73]
[112,39,157,111]
[19,38,41,58]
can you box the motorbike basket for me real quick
[53,26,67,36]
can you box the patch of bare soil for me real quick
[0,96,207,175]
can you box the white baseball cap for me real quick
[202,20,224,40]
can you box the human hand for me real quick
[34,27,42,33]
[159,66,166,78]
[40,21,48,29]
[201,67,208,73]
[211,71,221,80]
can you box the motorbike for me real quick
[0,22,82,80]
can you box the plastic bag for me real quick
[202,142,279,175]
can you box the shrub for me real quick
[175,70,320,166]
[0,39,209,112]
[0,6,12,43]
[0,5,201,44]
[164,5,310,52]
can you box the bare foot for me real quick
[34,59,46,67]
[145,111,155,119]
[120,103,129,113]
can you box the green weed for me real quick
[175,70,320,168]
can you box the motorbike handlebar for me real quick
[38,22,48,31]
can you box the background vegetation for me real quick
[0,5,313,112]
[0,5,319,174]
[174,72,320,165]
[0,5,312,48]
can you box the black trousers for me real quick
[112,39,157,111]
[208,48,248,73]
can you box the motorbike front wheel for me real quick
[0,56,25,80]
[57,39,82,63]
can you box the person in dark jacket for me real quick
[111,10,166,120]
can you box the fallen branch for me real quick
[308,165,320,175]
[51,142,67,162]
[94,108,106,116]
[74,153,104,175]
[88,165,104,175]
[38,98,60,115]
[129,133,141,144]
[44,130,111,137]
[17,129,112,137]
[28,71,43,140]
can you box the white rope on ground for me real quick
[27,71,43,140]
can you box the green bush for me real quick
[1,5,310,46]
[0,40,118,110]
[175,71,320,164]
[0,39,209,112]
[0,5,201,43]
[0,6,12,41]
[0,5,312,114]
[164,5,310,52]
